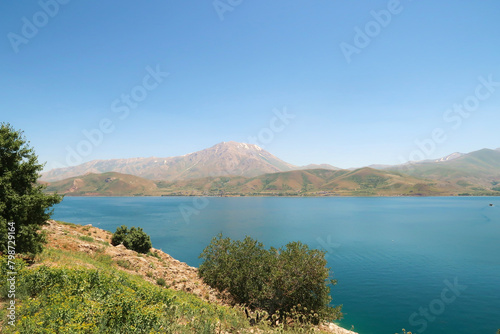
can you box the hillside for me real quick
[44,167,499,197]
[44,172,159,196]
[0,220,356,334]
[226,167,464,196]
[387,148,500,193]
[41,142,298,182]
[41,146,500,197]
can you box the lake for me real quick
[52,197,500,334]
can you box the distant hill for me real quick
[386,148,500,192]
[41,143,500,196]
[294,164,340,171]
[41,142,298,182]
[45,166,500,197]
[44,172,159,196]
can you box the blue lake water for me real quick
[52,197,500,334]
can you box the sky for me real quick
[1,0,499,171]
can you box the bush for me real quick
[0,123,62,255]
[111,225,152,254]
[111,225,128,246]
[198,234,342,324]
[123,227,152,254]
[116,259,131,269]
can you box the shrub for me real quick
[198,234,342,324]
[116,259,131,269]
[156,278,166,286]
[111,225,152,254]
[111,225,128,246]
[123,227,152,254]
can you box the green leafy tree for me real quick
[199,234,273,307]
[111,225,152,254]
[123,227,152,254]
[266,241,339,322]
[198,234,342,324]
[111,225,129,246]
[0,123,62,255]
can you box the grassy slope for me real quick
[44,172,160,196]
[0,221,353,334]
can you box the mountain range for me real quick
[41,142,500,197]
[40,141,339,182]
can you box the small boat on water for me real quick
[489,203,494,207]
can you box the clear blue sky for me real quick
[1,0,499,170]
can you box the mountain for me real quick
[41,142,296,182]
[41,143,500,196]
[386,148,500,191]
[433,152,464,163]
[44,172,159,196]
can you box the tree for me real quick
[111,225,152,254]
[198,234,342,324]
[111,225,129,246]
[266,241,339,322]
[0,123,62,255]
[123,227,152,254]
[199,234,273,307]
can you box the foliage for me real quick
[198,234,342,325]
[111,225,152,254]
[124,227,152,254]
[116,259,132,269]
[0,232,337,333]
[111,225,128,246]
[0,123,62,255]
[156,277,167,287]
[0,256,249,333]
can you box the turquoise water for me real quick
[52,197,500,334]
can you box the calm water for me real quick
[52,197,500,334]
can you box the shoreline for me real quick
[55,194,500,198]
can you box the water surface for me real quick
[52,197,500,334]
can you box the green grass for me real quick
[116,259,132,270]
[1,246,334,333]
[0,257,249,333]
[78,235,95,242]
